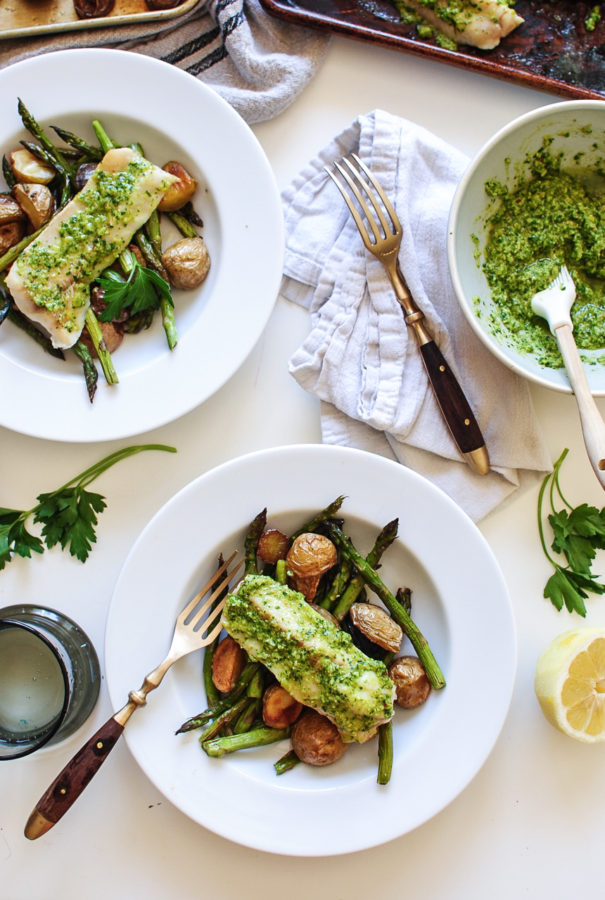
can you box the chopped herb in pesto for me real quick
[479,139,605,369]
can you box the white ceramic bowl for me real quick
[448,100,605,396]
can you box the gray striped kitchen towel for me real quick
[0,0,330,123]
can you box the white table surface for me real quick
[2,32,605,900]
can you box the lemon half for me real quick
[535,628,605,743]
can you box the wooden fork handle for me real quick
[24,714,126,840]
[418,339,490,476]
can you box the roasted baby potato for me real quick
[257,528,290,565]
[75,162,98,191]
[291,710,346,767]
[161,236,210,291]
[157,161,197,212]
[0,193,26,226]
[350,602,403,654]
[12,183,55,230]
[9,148,55,185]
[388,656,431,709]
[286,533,337,602]
[211,635,246,694]
[0,220,25,255]
[262,684,303,729]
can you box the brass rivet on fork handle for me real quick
[325,153,490,477]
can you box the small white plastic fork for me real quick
[531,266,605,490]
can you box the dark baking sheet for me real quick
[260,0,605,99]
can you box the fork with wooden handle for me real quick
[24,551,243,840]
[326,153,490,477]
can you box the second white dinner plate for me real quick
[0,49,283,442]
[105,444,516,856]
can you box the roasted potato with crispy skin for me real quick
[75,162,98,192]
[0,194,26,226]
[161,236,210,291]
[257,528,290,565]
[9,148,55,185]
[0,221,25,255]
[291,710,346,766]
[286,533,337,602]
[262,684,303,729]
[388,656,431,709]
[12,183,55,230]
[211,635,246,694]
[157,161,197,212]
[350,602,403,654]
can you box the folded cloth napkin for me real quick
[0,0,329,124]
[282,109,552,521]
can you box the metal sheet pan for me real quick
[0,0,199,41]
[260,0,605,100]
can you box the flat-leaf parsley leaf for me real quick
[0,444,176,570]
[97,260,173,322]
[538,449,605,616]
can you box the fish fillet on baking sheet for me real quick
[403,0,524,49]
[6,147,177,350]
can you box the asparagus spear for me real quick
[18,99,74,190]
[202,726,290,758]
[274,749,300,775]
[72,340,99,403]
[175,662,259,733]
[7,308,65,360]
[377,721,393,785]
[0,228,43,274]
[325,522,445,689]
[92,119,117,155]
[290,495,346,538]
[332,518,399,620]
[202,554,230,707]
[2,154,16,189]
[232,697,261,735]
[84,308,118,385]
[244,508,267,575]
[168,211,199,240]
[133,231,177,350]
[51,125,103,162]
[197,697,249,743]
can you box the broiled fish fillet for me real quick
[223,574,395,743]
[6,147,177,350]
[402,0,523,49]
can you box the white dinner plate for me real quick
[105,444,516,856]
[0,49,283,442]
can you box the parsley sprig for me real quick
[538,448,605,616]
[97,257,173,323]
[0,444,176,570]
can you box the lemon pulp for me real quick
[535,629,605,743]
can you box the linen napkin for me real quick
[0,0,330,124]
[282,109,552,521]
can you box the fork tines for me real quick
[180,550,243,640]
[324,153,400,249]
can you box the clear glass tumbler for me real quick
[0,605,100,760]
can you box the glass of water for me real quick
[0,605,100,760]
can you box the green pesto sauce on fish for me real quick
[14,158,148,318]
[223,574,395,743]
[479,140,605,368]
